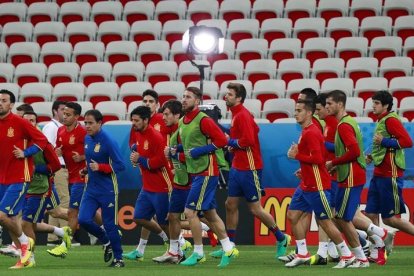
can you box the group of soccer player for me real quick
[0,81,413,270]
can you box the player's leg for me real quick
[67,183,84,235]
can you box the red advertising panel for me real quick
[255,188,414,245]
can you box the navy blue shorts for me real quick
[45,184,60,211]
[289,187,333,220]
[0,183,28,216]
[23,196,47,223]
[134,190,169,225]
[186,176,218,211]
[228,168,263,202]
[68,183,85,209]
[169,188,190,213]
[329,181,338,208]
[365,176,406,219]
[335,185,363,222]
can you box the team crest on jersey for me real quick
[94,143,101,153]
[154,123,160,131]
[69,135,75,145]
[7,127,14,137]
[144,140,149,150]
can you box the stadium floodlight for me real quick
[182,25,224,55]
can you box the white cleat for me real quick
[332,255,356,268]
[348,258,370,268]
[384,230,396,255]
[278,253,296,263]
[152,252,183,264]
[0,244,20,258]
[285,254,311,268]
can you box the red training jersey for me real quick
[129,112,169,147]
[56,123,86,184]
[229,104,263,170]
[374,113,413,177]
[0,113,48,184]
[296,123,331,192]
[135,125,173,193]
[324,115,339,180]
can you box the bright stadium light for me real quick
[182,26,224,55]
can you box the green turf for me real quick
[1,245,413,275]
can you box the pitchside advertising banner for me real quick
[103,123,414,245]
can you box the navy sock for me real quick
[227,229,236,243]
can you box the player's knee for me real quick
[184,209,196,220]
[225,199,237,212]
[382,217,395,226]
[286,210,296,223]
[0,212,8,225]
[78,216,93,227]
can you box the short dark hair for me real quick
[130,105,151,121]
[16,103,34,112]
[300,88,318,102]
[227,82,247,103]
[52,100,66,114]
[142,89,159,103]
[65,102,82,116]
[326,90,347,105]
[84,109,103,123]
[297,99,315,113]
[315,93,328,106]
[186,86,202,99]
[23,111,38,121]
[372,90,393,111]
[0,89,16,103]
[161,99,183,117]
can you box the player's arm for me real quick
[331,123,360,166]
[38,143,61,175]
[100,136,126,174]
[137,133,166,170]
[381,118,413,149]
[189,117,227,158]
[22,118,48,151]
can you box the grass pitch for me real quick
[0,245,413,275]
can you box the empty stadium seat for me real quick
[0,3,27,27]
[284,0,316,25]
[177,60,211,87]
[91,1,123,26]
[252,0,283,25]
[31,101,53,122]
[403,36,414,63]
[210,59,244,86]
[316,0,349,25]
[155,0,186,25]
[219,0,251,25]
[227,19,260,46]
[393,15,414,43]
[1,22,33,46]
[293,17,325,45]
[65,21,97,46]
[14,62,47,86]
[112,61,145,87]
[252,79,286,107]
[369,36,403,63]
[260,18,293,45]
[80,61,112,87]
[123,1,155,25]
[40,41,72,67]
[277,58,311,86]
[162,19,194,46]
[59,2,91,26]
[154,81,185,105]
[130,20,162,46]
[262,98,295,122]
[136,40,169,66]
[235,38,268,65]
[345,97,364,117]
[96,101,127,122]
[398,96,414,121]
[8,42,40,66]
[145,60,178,86]
[46,62,80,86]
[336,37,369,65]
[326,17,359,44]
[0,63,14,83]
[170,40,193,66]
[360,16,393,45]
[27,2,59,26]
[320,78,354,96]
[312,58,345,83]
[302,37,335,66]
[206,39,235,66]
[354,77,388,103]
[33,22,65,47]
[187,0,219,24]
[379,56,413,83]
[383,0,413,24]
[72,41,105,67]
[268,38,301,64]
[244,59,277,85]
[85,81,119,107]
[286,78,320,100]
[52,82,85,102]
[389,76,414,106]
[345,57,379,84]
[20,82,52,104]
[350,0,382,24]
[97,21,130,46]
[105,41,137,66]
[119,81,151,106]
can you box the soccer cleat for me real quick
[348,258,370,268]
[207,230,218,247]
[109,259,125,268]
[47,239,62,246]
[278,251,296,263]
[89,233,98,245]
[180,252,206,266]
[9,258,32,269]
[47,244,68,258]
[368,247,387,266]
[152,252,183,264]
[308,254,327,265]
[181,240,192,257]
[104,244,113,262]
[62,226,72,249]
[0,244,20,258]
[20,237,34,264]
[362,239,371,257]
[24,255,36,268]
[218,247,239,268]
[383,230,396,255]
[209,248,224,258]
[332,255,356,268]
[285,253,311,268]
[276,234,291,258]
[122,249,144,261]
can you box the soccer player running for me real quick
[48,102,89,257]
[178,87,238,268]
[0,90,49,268]
[365,90,414,257]
[325,90,369,268]
[20,111,72,267]
[285,98,355,268]
[124,90,171,260]
[152,100,192,264]
[128,106,173,261]
[78,110,126,267]
[210,82,290,259]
